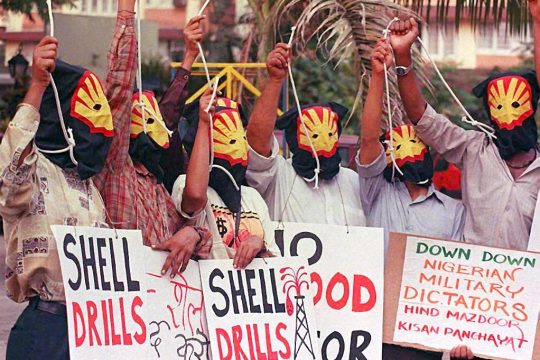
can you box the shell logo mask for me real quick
[70,71,113,137]
[487,76,534,130]
[212,105,249,166]
[385,125,428,167]
[131,91,170,149]
[297,106,339,158]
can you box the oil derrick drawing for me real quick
[280,266,315,359]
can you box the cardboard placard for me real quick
[528,190,540,253]
[275,222,384,359]
[384,233,540,360]
[51,225,210,359]
[199,257,320,360]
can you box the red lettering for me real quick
[310,272,323,305]
[245,324,256,359]
[108,298,121,345]
[326,272,349,310]
[86,301,102,346]
[131,296,146,344]
[253,324,265,359]
[216,328,232,360]
[232,325,248,359]
[352,275,376,312]
[265,323,278,360]
[100,300,110,346]
[72,302,86,347]
[276,322,290,359]
[119,297,132,345]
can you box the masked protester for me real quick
[0,37,110,359]
[388,16,540,251]
[358,41,464,248]
[245,43,365,226]
[172,92,279,268]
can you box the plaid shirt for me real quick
[93,14,210,256]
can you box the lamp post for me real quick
[8,44,29,89]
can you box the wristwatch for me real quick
[396,63,413,76]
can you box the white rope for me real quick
[196,0,212,86]
[416,36,496,139]
[135,0,146,133]
[132,100,173,137]
[206,76,220,171]
[287,26,321,189]
[39,0,78,165]
[382,18,403,181]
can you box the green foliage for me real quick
[2,0,74,18]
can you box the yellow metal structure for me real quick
[170,62,284,116]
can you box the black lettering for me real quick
[349,330,371,360]
[63,234,81,291]
[96,237,111,291]
[245,269,261,313]
[290,232,323,265]
[122,237,140,291]
[209,268,229,317]
[80,236,99,290]
[270,269,285,313]
[229,270,247,314]
[322,331,345,360]
[259,269,273,313]
[274,229,285,256]
[108,237,124,291]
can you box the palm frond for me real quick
[272,0,433,129]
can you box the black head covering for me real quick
[180,98,249,213]
[36,60,113,180]
[276,102,348,181]
[472,70,539,160]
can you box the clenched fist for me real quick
[266,43,290,81]
[31,36,58,90]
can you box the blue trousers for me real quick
[6,297,69,360]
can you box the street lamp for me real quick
[8,44,29,87]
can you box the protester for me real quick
[357,40,465,245]
[0,34,110,358]
[92,0,210,277]
[246,43,366,226]
[172,90,280,267]
[386,10,540,252]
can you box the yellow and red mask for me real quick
[473,71,539,160]
[212,100,249,167]
[382,124,433,184]
[131,91,170,149]
[276,102,348,181]
[36,60,113,180]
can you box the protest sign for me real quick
[52,225,211,360]
[199,257,320,360]
[528,190,540,252]
[51,225,150,359]
[145,254,211,359]
[275,222,384,359]
[384,233,540,360]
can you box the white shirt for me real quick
[172,175,280,259]
[246,136,366,226]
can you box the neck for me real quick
[506,148,537,166]
[404,181,429,201]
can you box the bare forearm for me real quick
[181,50,198,72]
[246,79,282,157]
[394,51,427,124]
[182,122,210,213]
[534,21,540,85]
[118,0,135,12]
[360,74,385,164]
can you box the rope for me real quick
[135,0,147,133]
[39,0,78,165]
[132,98,173,136]
[206,76,220,171]
[197,0,212,86]
[382,18,403,181]
[287,26,321,189]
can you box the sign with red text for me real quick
[51,226,150,359]
[528,190,540,252]
[199,257,320,360]
[392,236,540,360]
[275,223,384,360]
[52,226,211,360]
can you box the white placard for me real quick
[393,236,540,360]
[199,257,320,360]
[528,190,540,252]
[276,222,384,359]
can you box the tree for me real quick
[2,0,73,19]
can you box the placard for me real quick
[275,222,384,359]
[528,190,540,252]
[51,225,211,359]
[384,233,540,360]
[199,257,320,360]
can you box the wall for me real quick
[54,13,159,79]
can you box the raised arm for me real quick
[360,40,392,165]
[0,37,57,219]
[181,88,216,214]
[104,0,137,169]
[246,43,289,157]
[389,18,427,124]
[530,0,540,84]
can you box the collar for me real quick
[396,182,442,204]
